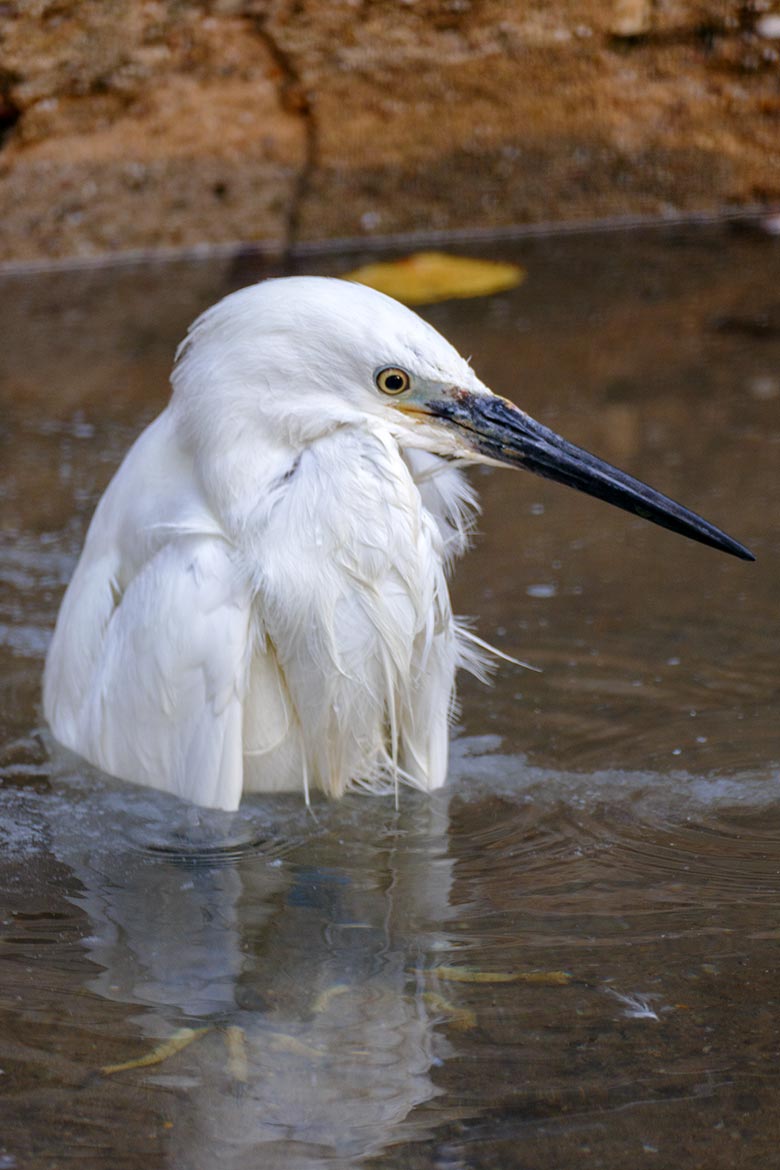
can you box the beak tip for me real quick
[712,531,755,562]
[440,391,758,565]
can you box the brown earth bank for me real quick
[0,0,779,264]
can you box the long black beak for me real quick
[432,391,754,561]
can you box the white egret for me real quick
[44,277,753,811]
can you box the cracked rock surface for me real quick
[0,0,779,263]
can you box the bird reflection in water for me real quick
[46,759,459,1166]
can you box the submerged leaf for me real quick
[428,965,572,986]
[312,983,351,1013]
[344,252,524,305]
[268,1032,325,1059]
[224,1024,249,1082]
[513,970,573,986]
[423,991,478,1030]
[101,1026,210,1075]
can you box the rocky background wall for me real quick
[0,0,778,264]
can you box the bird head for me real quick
[171,275,753,561]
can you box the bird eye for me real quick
[375,367,411,395]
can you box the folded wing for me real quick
[45,535,253,811]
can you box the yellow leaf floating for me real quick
[428,965,572,986]
[344,252,524,306]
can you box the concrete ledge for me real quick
[1,1,779,263]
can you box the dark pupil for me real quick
[385,373,404,391]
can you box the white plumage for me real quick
[44,275,752,811]
[44,278,485,810]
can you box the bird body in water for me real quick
[44,277,753,811]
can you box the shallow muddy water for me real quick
[1,224,779,1169]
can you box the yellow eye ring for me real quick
[375,367,411,395]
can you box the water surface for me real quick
[1,224,779,1169]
